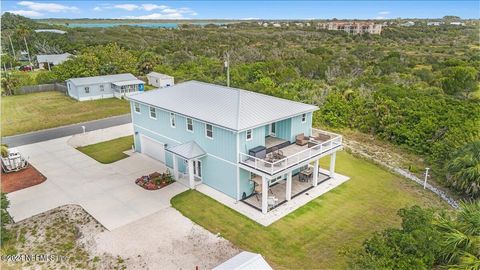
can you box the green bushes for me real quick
[348,202,480,269]
[1,192,12,247]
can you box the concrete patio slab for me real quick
[196,168,350,226]
[7,124,188,230]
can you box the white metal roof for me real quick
[67,73,138,86]
[112,79,145,86]
[166,141,206,160]
[34,29,66,34]
[214,252,273,270]
[37,53,72,65]
[147,71,173,79]
[128,81,318,131]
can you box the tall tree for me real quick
[446,141,480,198]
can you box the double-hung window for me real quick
[149,107,156,119]
[84,87,90,93]
[206,124,213,139]
[301,113,307,123]
[99,84,104,91]
[246,129,253,141]
[134,102,140,113]
[186,118,194,132]
[170,113,176,127]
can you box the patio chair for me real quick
[313,133,331,142]
[267,196,279,209]
[296,133,309,146]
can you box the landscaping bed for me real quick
[135,171,175,190]
[1,165,46,193]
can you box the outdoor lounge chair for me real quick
[296,133,309,146]
[313,133,331,142]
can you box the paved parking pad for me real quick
[7,134,187,230]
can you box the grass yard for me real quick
[172,151,449,270]
[76,136,133,164]
[1,91,130,136]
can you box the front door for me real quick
[193,160,202,179]
[269,122,276,137]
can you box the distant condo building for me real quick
[318,22,382,34]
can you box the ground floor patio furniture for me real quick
[296,133,309,146]
[252,176,275,201]
[267,196,279,209]
[299,167,314,182]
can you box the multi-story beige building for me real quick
[318,22,383,34]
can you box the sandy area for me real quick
[91,207,241,269]
[2,205,240,270]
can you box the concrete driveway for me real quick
[7,126,187,230]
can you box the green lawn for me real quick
[172,151,448,269]
[76,136,133,164]
[1,91,130,136]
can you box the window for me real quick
[246,129,253,141]
[301,113,307,123]
[206,124,213,139]
[99,84,104,91]
[149,107,156,119]
[186,118,194,132]
[134,102,140,113]
[84,87,90,93]
[170,113,176,127]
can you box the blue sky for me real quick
[2,1,479,20]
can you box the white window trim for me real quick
[246,129,253,141]
[149,106,157,119]
[205,123,213,139]
[99,84,104,91]
[186,118,194,133]
[134,102,141,114]
[84,86,90,93]
[170,113,176,128]
[301,113,307,123]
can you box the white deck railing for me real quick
[239,129,342,175]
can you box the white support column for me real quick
[286,171,292,201]
[313,159,319,186]
[329,152,336,178]
[261,176,268,214]
[172,156,179,180]
[188,159,195,189]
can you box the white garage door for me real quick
[140,135,165,163]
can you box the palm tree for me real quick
[436,201,480,270]
[446,141,480,198]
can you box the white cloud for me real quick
[18,1,78,12]
[6,9,43,17]
[93,6,103,11]
[114,4,139,11]
[241,18,260,20]
[141,4,168,11]
[375,16,386,20]
[378,11,390,15]
[125,12,185,20]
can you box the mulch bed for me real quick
[1,165,46,193]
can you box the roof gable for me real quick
[67,73,138,86]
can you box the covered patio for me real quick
[242,171,330,211]
[166,141,205,189]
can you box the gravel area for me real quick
[91,207,241,269]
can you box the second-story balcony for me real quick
[239,129,342,175]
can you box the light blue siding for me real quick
[275,118,292,142]
[239,126,266,154]
[289,112,312,142]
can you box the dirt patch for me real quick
[1,205,125,270]
[1,165,46,193]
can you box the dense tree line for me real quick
[1,13,479,198]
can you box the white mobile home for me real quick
[66,73,145,101]
[146,72,174,88]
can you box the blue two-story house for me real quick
[128,81,342,214]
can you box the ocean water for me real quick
[61,22,225,28]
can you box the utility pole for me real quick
[224,52,230,87]
[423,167,430,189]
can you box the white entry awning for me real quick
[166,141,206,160]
